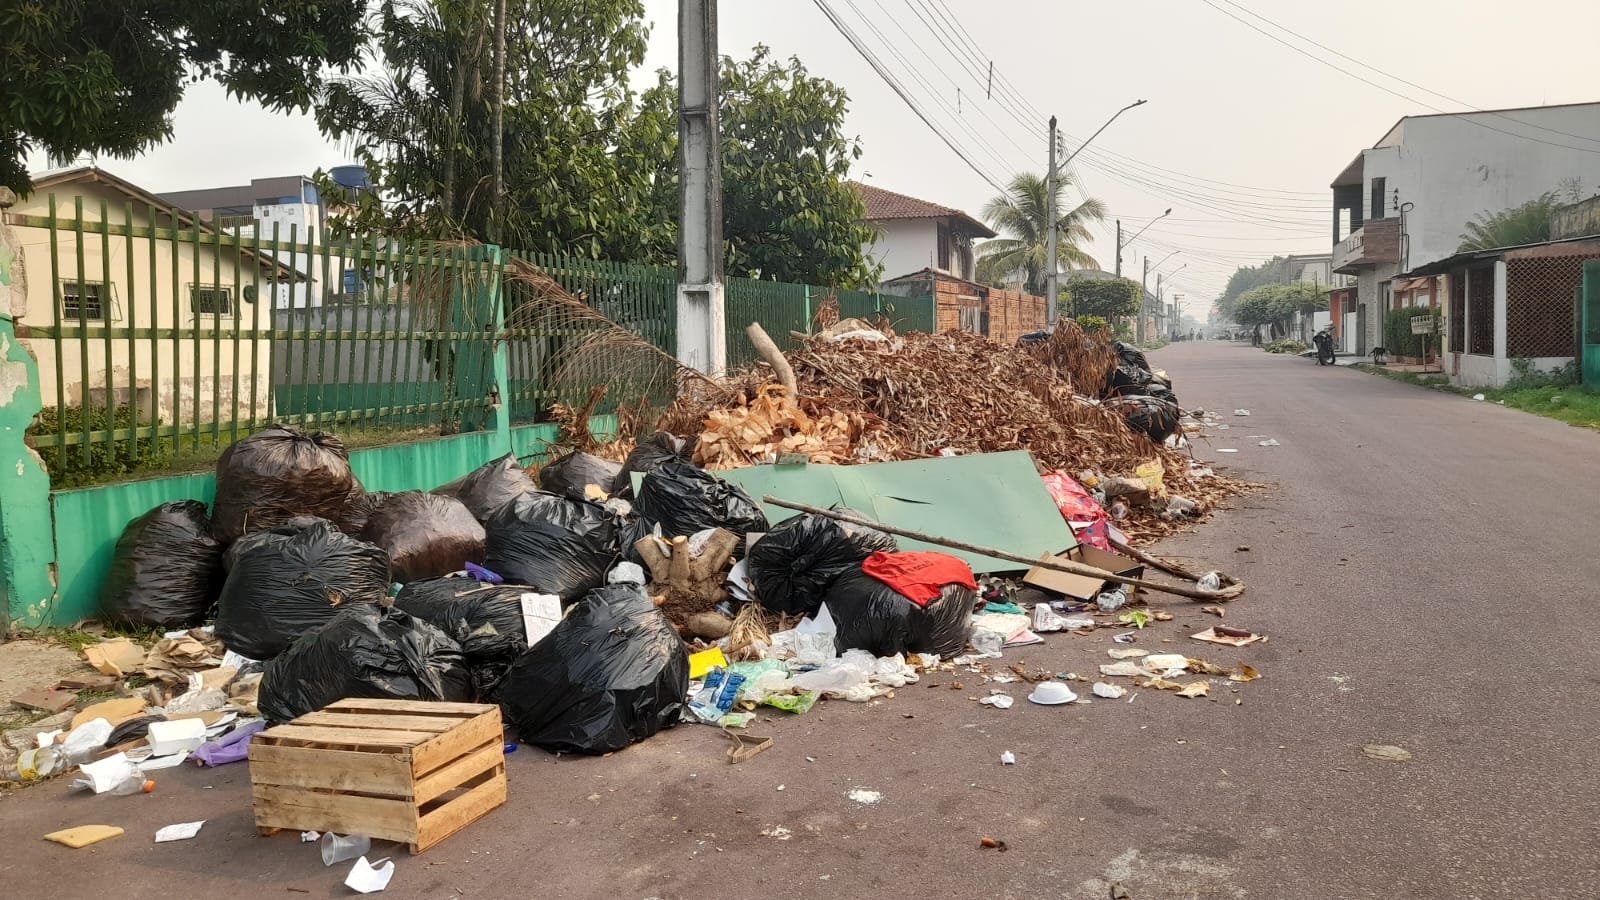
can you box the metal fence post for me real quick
[486,246,511,452]
[803,284,812,326]
[0,193,57,632]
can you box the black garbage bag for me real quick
[100,501,224,628]
[635,461,769,556]
[1106,395,1182,443]
[394,576,532,701]
[434,454,538,523]
[499,584,688,755]
[610,432,691,500]
[214,517,391,660]
[211,426,365,542]
[482,491,619,601]
[540,451,623,500]
[340,491,390,535]
[826,569,976,660]
[257,604,473,724]
[361,491,486,583]
[747,511,897,616]
[1112,340,1153,373]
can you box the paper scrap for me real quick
[1176,681,1210,699]
[136,751,190,771]
[999,751,1016,765]
[846,788,883,805]
[1092,682,1127,699]
[83,638,147,677]
[1229,664,1261,683]
[979,694,1014,709]
[1143,653,1189,672]
[1099,661,1154,678]
[519,593,563,648]
[70,697,147,731]
[344,856,395,894]
[1191,627,1263,647]
[1362,744,1412,762]
[154,821,205,843]
[1138,676,1184,691]
[1107,647,1149,660]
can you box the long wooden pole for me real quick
[761,496,1245,602]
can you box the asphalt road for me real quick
[5,341,1599,899]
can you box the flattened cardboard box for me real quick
[1023,546,1145,602]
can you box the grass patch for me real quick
[33,623,164,652]
[1355,364,1600,430]
[1354,364,1450,387]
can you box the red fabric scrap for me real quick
[860,551,978,607]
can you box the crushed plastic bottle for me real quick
[1197,571,1222,593]
[1166,496,1198,518]
[1096,589,1128,613]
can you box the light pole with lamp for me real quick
[1155,262,1187,337]
[1116,209,1171,279]
[1139,250,1179,342]
[1045,100,1147,326]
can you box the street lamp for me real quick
[1045,100,1148,325]
[1117,210,1172,277]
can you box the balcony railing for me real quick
[1332,218,1400,272]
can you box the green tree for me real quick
[1457,192,1559,252]
[974,173,1106,295]
[626,48,881,286]
[1213,255,1292,323]
[1062,275,1141,320]
[1233,282,1325,338]
[315,0,653,259]
[1,0,364,195]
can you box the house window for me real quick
[1370,177,1387,219]
[190,284,234,316]
[936,223,952,272]
[60,280,110,320]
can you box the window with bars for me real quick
[1468,266,1494,355]
[190,284,234,316]
[60,280,110,320]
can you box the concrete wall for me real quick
[11,183,274,420]
[866,219,939,282]
[1553,195,1600,240]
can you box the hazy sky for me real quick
[29,0,1600,304]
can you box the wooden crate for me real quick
[249,699,506,853]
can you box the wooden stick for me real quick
[1109,537,1239,590]
[762,495,1246,602]
[745,322,797,395]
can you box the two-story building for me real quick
[1330,102,1600,355]
[853,181,995,283]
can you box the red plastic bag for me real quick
[1041,472,1111,551]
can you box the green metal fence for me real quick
[724,278,812,368]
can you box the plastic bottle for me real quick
[1197,571,1222,593]
[1096,589,1128,613]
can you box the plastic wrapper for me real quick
[214,517,391,660]
[99,501,224,628]
[1040,472,1112,552]
[482,491,620,600]
[539,452,623,499]
[747,511,897,615]
[211,426,365,542]
[499,584,688,755]
[434,453,538,523]
[257,604,472,724]
[394,575,531,700]
[610,432,691,500]
[635,461,769,556]
[825,569,976,660]
[360,491,486,582]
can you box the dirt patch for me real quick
[0,638,96,729]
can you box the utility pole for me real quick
[1113,219,1122,278]
[1138,255,1149,343]
[489,0,507,243]
[677,0,725,374]
[1045,116,1059,326]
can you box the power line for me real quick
[811,0,1010,194]
[1216,0,1600,148]
[1197,0,1600,156]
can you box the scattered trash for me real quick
[1215,448,1239,453]
[1099,661,1152,678]
[1118,609,1151,629]
[1197,571,1223,592]
[321,832,373,866]
[688,648,729,681]
[71,753,153,795]
[1191,626,1263,647]
[1092,682,1127,699]
[191,720,266,767]
[979,694,1014,709]
[1201,605,1226,618]
[301,831,321,843]
[1096,589,1128,613]
[1176,681,1210,699]
[1362,744,1413,762]
[146,719,207,756]
[760,825,793,840]
[154,821,205,843]
[344,856,395,894]
[44,825,125,848]
[1027,683,1077,705]
[1000,750,1016,765]
[1031,604,1075,633]
[724,729,774,763]
[828,568,976,660]
[1233,409,1250,416]
[1472,393,1485,402]
[83,638,147,677]
[1111,631,1137,644]
[747,511,897,615]
[1107,647,1149,660]
[1229,664,1261,682]
[1257,439,1280,447]
[979,836,1009,851]
[846,788,883,805]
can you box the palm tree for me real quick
[1457,192,1558,252]
[975,172,1108,295]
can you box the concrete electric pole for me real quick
[1045,116,1059,327]
[676,0,726,374]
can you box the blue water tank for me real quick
[328,165,372,192]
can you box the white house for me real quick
[1330,102,1600,354]
[853,181,995,282]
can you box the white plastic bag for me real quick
[789,603,839,666]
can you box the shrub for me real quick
[1506,358,1579,390]
[27,405,168,488]
[1077,315,1108,334]
[1382,306,1441,358]
[1264,339,1308,354]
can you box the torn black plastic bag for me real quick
[482,491,619,601]
[635,461,768,556]
[361,491,486,583]
[499,584,688,755]
[257,604,473,724]
[540,451,623,500]
[211,426,365,542]
[747,511,897,616]
[1105,395,1182,444]
[214,517,392,660]
[434,453,538,523]
[610,432,691,500]
[394,576,532,700]
[826,569,976,660]
[100,501,224,628]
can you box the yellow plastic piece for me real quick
[44,825,125,848]
[688,647,728,680]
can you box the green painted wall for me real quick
[34,417,614,628]
[1,313,58,630]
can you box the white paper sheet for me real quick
[519,593,563,647]
[154,821,205,843]
[345,856,395,894]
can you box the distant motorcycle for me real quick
[1313,330,1335,366]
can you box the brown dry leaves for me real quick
[693,384,876,469]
